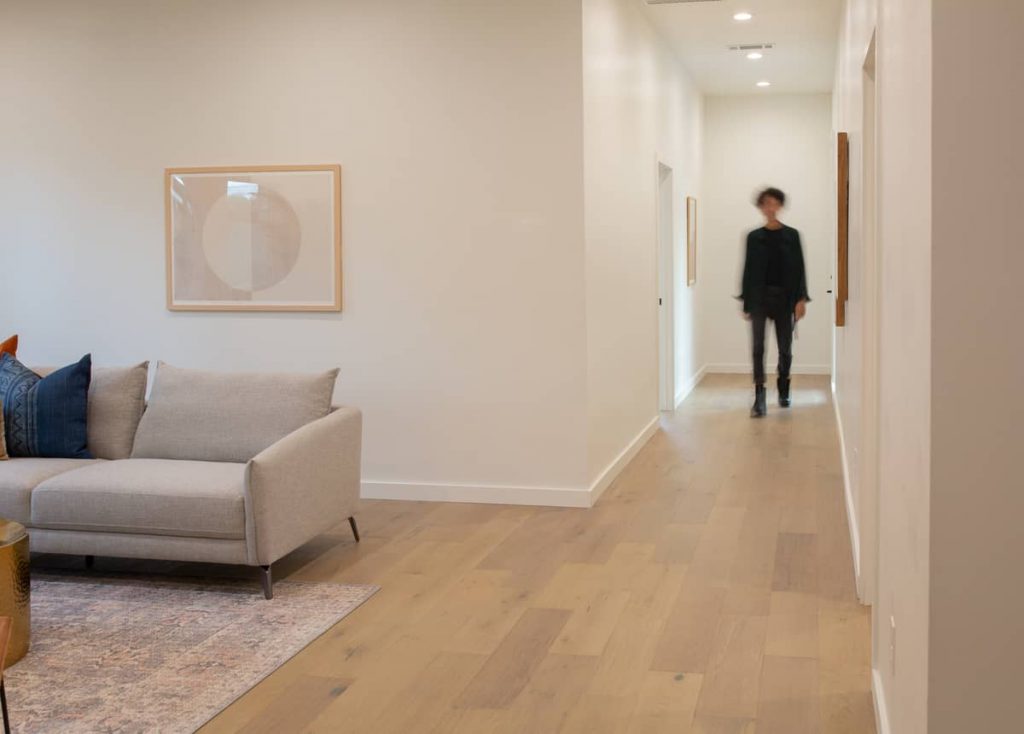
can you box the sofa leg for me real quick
[259,565,273,600]
[2,678,10,734]
[84,555,94,570]
[348,516,361,543]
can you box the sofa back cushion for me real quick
[130,363,339,463]
[88,363,150,459]
[35,362,150,460]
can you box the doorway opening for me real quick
[657,162,676,411]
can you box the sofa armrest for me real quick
[245,406,362,566]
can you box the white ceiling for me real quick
[641,0,842,95]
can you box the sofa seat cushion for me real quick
[31,459,247,540]
[0,458,101,524]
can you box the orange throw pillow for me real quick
[0,336,15,459]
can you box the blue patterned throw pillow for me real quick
[0,353,93,459]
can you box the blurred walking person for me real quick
[739,187,810,418]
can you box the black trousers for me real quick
[750,287,794,386]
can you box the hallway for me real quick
[204,375,873,733]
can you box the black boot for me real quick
[751,384,767,418]
[778,377,791,408]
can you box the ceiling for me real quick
[640,0,842,95]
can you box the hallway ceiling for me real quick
[641,0,842,95]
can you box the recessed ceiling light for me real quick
[734,12,753,21]
[757,81,771,87]
[747,52,763,60]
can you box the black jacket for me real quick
[739,225,811,313]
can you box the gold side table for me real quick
[0,519,29,666]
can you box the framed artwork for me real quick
[686,196,698,286]
[836,133,850,326]
[165,164,342,312]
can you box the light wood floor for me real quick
[202,374,875,733]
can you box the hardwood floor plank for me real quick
[655,523,705,564]
[550,588,632,656]
[440,653,600,734]
[694,615,768,719]
[729,505,781,589]
[455,607,571,709]
[765,611,818,658]
[820,672,877,734]
[756,655,821,734]
[626,671,703,733]
[235,674,350,734]
[650,580,726,673]
[687,507,747,585]
[691,715,757,734]
[772,532,818,593]
[371,652,487,733]
[673,492,718,524]
[819,606,872,676]
[588,562,687,694]
[433,569,534,655]
[560,693,639,734]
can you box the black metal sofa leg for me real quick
[1,678,10,734]
[259,564,273,600]
[348,516,360,543]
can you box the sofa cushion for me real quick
[131,363,339,463]
[0,457,100,524]
[0,353,92,458]
[36,362,150,461]
[85,363,149,460]
[31,459,247,540]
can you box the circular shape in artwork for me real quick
[202,185,301,292]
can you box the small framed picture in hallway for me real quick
[686,196,698,286]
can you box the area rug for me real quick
[4,574,378,733]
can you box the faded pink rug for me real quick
[4,574,377,733]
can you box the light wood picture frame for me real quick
[836,133,849,326]
[686,196,698,286]
[165,164,342,312]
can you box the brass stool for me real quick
[0,520,28,667]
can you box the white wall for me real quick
[700,94,834,376]
[834,0,932,731]
[583,0,704,485]
[0,0,593,503]
[929,3,1024,733]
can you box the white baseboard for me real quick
[872,669,892,734]
[363,416,659,509]
[704,362,832,375]
[361,480,592,508]
[675,365,708,408]
[588,416,660,506]
[832,383,863,599]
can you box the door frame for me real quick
[656,160,676,411]
[858,31,880,605]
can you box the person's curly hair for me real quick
[755,187,786,206]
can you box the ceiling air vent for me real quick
[646,0,723,5]
[729,43,776,51]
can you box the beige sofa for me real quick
[0,362,362,598]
